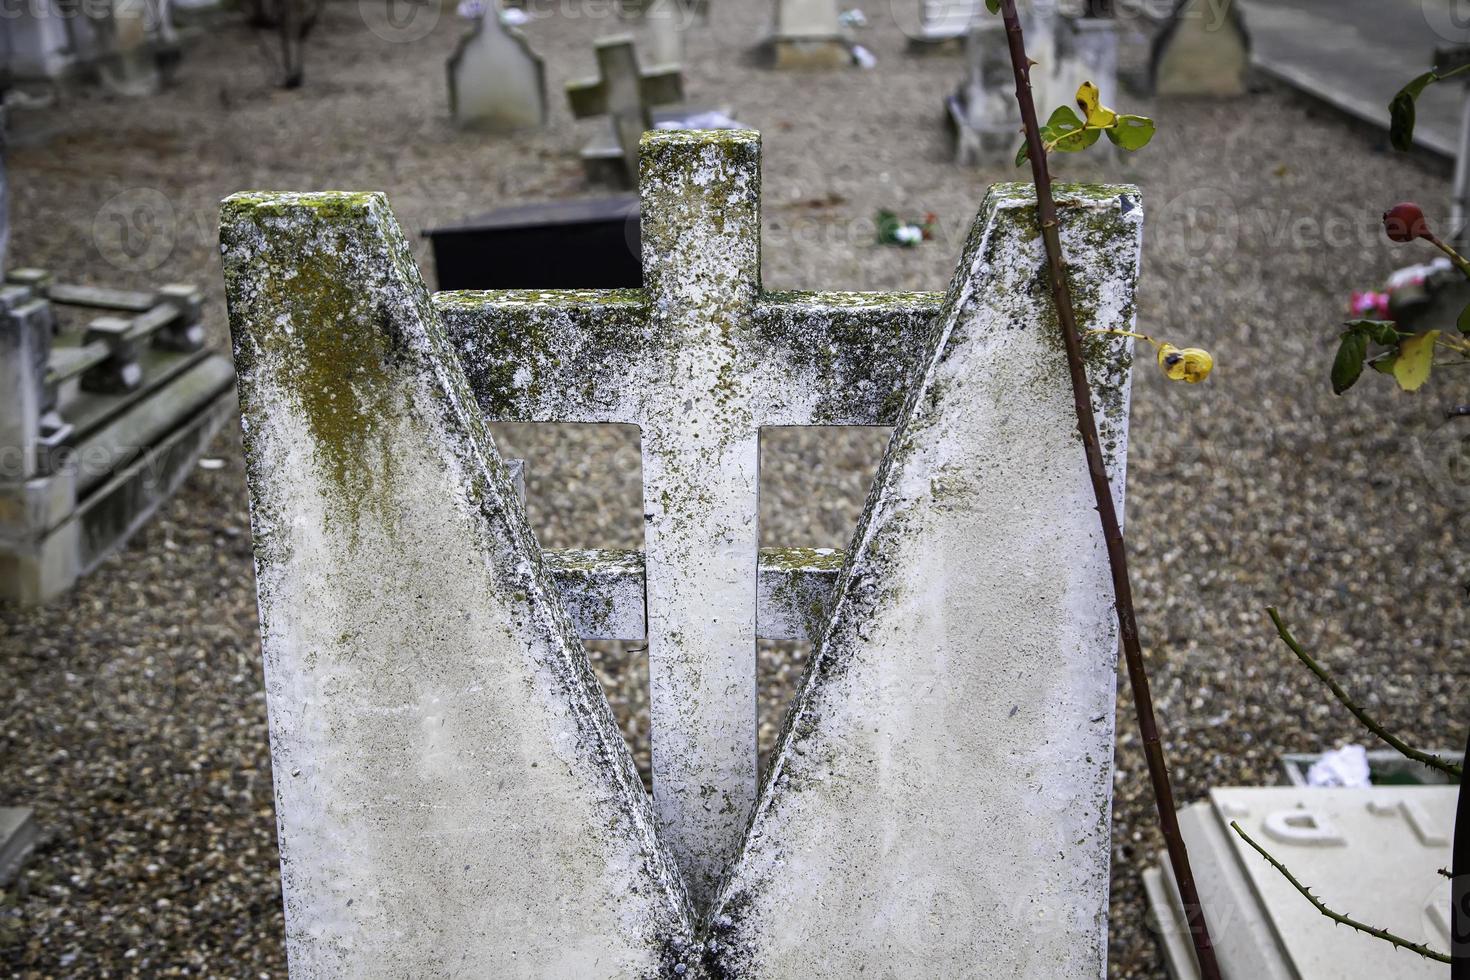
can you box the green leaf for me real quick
[1389,65,1470,152]
[986,0,1000,11]
[1458,300,1470,335]
[1106,114,1156,151]
[1044,105,1100,152]
[1390,70,1437,152]
[1045,105,1084,134]
[1331,330,1367,394]
[1368,351,1398,375]
[1056,127,1102,152]
[1343,319,1400,346]
[1392,329,1439,391]
[1016,141,1030,167]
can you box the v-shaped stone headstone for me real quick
[225,131,1144,975]
[221,193,695,975]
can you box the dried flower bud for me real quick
[1158,343,1214,383]
[1383,202,1432,244]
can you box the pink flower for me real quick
[1349,290,1391,320]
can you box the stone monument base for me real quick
[770,37,852,69]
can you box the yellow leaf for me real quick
[1157,343,1214,383]
[1076,81,1117,129]
[1391,330,1439,391]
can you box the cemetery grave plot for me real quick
[0,272,236,604]
[0,3,1465,978]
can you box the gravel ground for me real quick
[2,4,1466,977]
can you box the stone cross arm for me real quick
[434,287,942,427]
[565,36,684,121]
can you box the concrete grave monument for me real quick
[567,35,684,187]
[447,3,547,132]
[1151,0,1250,97]
[222,129,1144,975]
[0,269,236,603]
[909,0,982,52]
[767,0,852,69]
[950,8,1120,167]
[1147,786,1456,979]
[425,195,642,290]
[4,0,178,93]
[1,110,233,605]
[0,109,39,892]
[948,15,1021,166]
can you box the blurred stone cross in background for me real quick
[566,35,683,185]
[222,130,1145,975]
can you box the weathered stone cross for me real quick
[222,130,1144,975]
[566,36,684,184]
[437,130,936,907]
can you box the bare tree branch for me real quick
[1231,821,1452,964]
[1268,607,1462,779]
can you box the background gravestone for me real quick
[909,0,981,52]
[567,35,684,186]
[640,0,692,68]
[950,9,1119,167]
[0,106,39,890]
[948,15,1036,165]
[447,6,548,132]
[768,0,851,69]
[1148,786,1455,980]
[1151,0,1251,97]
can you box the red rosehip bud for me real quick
[1383,202,1432,244]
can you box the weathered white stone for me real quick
[704,181,1142,977]
[436,133,943,909]
[447,7,547,133]
[226,131,1146,974]
[220,192,694,976]
[1150,787,1456,980]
